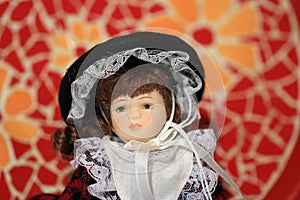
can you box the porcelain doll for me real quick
[30,31,242,200]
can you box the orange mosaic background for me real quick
[0,0,299,199]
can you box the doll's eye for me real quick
[142,104,152,109]
[116,106,126,113]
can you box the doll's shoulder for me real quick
[186,128,217,153]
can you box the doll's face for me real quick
[111,90,167,142]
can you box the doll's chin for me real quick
[120,133,159,143]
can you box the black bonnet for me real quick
[58,31,205,124]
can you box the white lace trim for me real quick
[181,161,218,200]
[187,129,216,154]
[71,138,116,197]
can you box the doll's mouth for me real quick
[129,123,143,130]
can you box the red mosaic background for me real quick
[0,0,299,199]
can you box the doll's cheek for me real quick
[139,112,152,126]
[143,105,166,127]
[112,113,130,129]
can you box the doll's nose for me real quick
[128,107,141,120]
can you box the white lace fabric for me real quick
[71,137,116,197]
[71,128,219,200]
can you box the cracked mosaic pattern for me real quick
[0,0,299,199]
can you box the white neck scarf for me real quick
[102,129,194,200]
